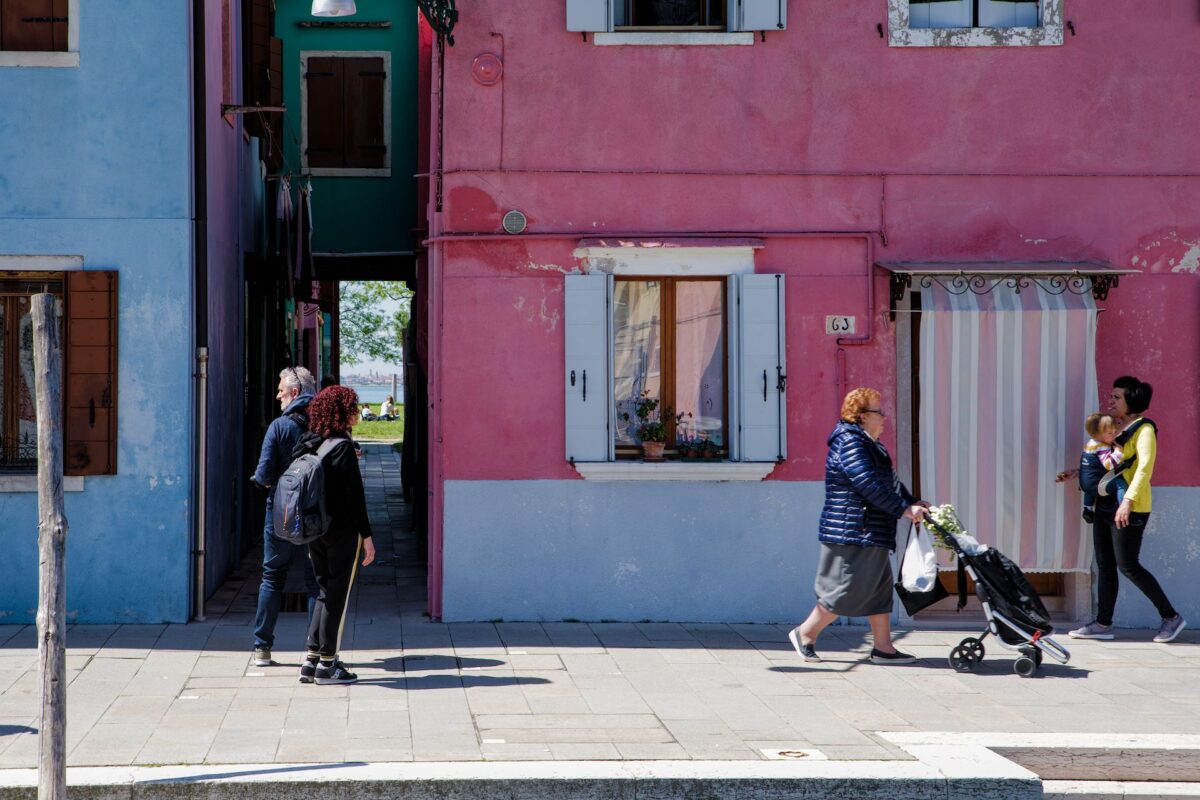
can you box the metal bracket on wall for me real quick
[221,104,287,115]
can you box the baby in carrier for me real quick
[1077,412,1127,524]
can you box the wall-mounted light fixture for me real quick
[312,0,358,17]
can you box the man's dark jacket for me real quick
[818,421,915,551]
[252,392,313,536]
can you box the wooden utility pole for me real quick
[32,293,67,800]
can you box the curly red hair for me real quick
[840,387,882,424]
[307,385,360,437]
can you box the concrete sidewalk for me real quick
[0,445,1197,796]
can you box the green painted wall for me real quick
[276,0,418,254]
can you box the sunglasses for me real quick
[863,408,887,418]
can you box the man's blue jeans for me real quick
[252,521,319,649]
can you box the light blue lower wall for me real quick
[444,481,1200,628]
[443,480,826,623]
[0,219,193,624]
[1108,487,1200,629]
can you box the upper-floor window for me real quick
[889,0,1062,46]
[909,0,1039,29]
[615,0,726,30]
[1,0,66,51]
[567,0,785,41]
[301,51,392,177]
[0,0,77,66]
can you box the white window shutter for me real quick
[732,0,786,31]
[567,0,612,32]
[725,277,742,463]
[738,274,787,462]
[564,273,612,463]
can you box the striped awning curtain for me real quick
[918,284,1098,572]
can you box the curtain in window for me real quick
[918,284,1097,572]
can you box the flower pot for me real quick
[641,441,666,461]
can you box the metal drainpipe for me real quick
[190,0,209,622]
[194,348,208,621]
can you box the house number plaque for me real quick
[825,315,856,335]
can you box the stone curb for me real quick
[0,760,1041,800]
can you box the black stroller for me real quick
[924,517,1071,677]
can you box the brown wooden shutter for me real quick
[305,57,345,168]
[1,0,67,52]
[343,57,387,169]
[63,271,118,476]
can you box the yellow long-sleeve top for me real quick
[1121,419,1157,513]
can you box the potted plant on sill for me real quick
[622,393,682,462]
[680,436,722,461]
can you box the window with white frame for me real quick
[0,0,79,67]
[566,0,785,38]
[889,0,1063,47]
[565,262,786,467]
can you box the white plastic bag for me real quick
[900,525,939,592]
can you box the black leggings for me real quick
[306,531,363,659]
[1093,511,1176,626]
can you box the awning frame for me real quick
[880,260,1137,317]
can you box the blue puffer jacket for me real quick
[252,392,314,535]
[818,421,915,551]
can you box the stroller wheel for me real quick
[958,637,986,663]
[949,645,976,673]
[1014,656,1037,677]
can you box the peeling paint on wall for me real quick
[1131,230,1200,274]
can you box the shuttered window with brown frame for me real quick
[304,55,388,171]
[63,271,118,476]
[0,0,68,52]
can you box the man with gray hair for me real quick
[249,366,320,666]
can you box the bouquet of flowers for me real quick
[925,504,988,556]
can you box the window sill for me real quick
[0,51,79,68]
[593,32,754,46]
[889,25,1062,47]
[572,461,776,481]
[0,475,85,493]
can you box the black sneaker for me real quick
[298,658,319,684]
[315,660,358,685]
[870,647,917,664]
[787,627,821,662]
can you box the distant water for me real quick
[343,383,403,405]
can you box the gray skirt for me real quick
[814,542,894,617]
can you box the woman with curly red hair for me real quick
[291,385,376,685]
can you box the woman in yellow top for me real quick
[1070,376,1185,644]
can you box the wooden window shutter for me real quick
[1,0,68,52]
[343,57,387,169]
[64,271,118,476]
[305,57,345,168]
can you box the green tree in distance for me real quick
[339,281,412,366]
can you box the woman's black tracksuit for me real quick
[292,431,373,660]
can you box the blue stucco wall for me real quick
[1109,487,1200,629]
[445,481,1200,628]
[0,2,194,623]
[443,480,827,623]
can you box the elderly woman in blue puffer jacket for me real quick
[787,387,927,665]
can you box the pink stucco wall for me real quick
[429,1,1200,486]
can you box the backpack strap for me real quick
[286,410,309,430]
[315,436,348,460]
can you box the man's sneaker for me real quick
[298,658,318,684]
[1068,622,1115,640]
[252,647,273,667]
[1153,615,1186,644]
[315,661,358,685]
[870,648,917,664]
[787,626,821,663]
